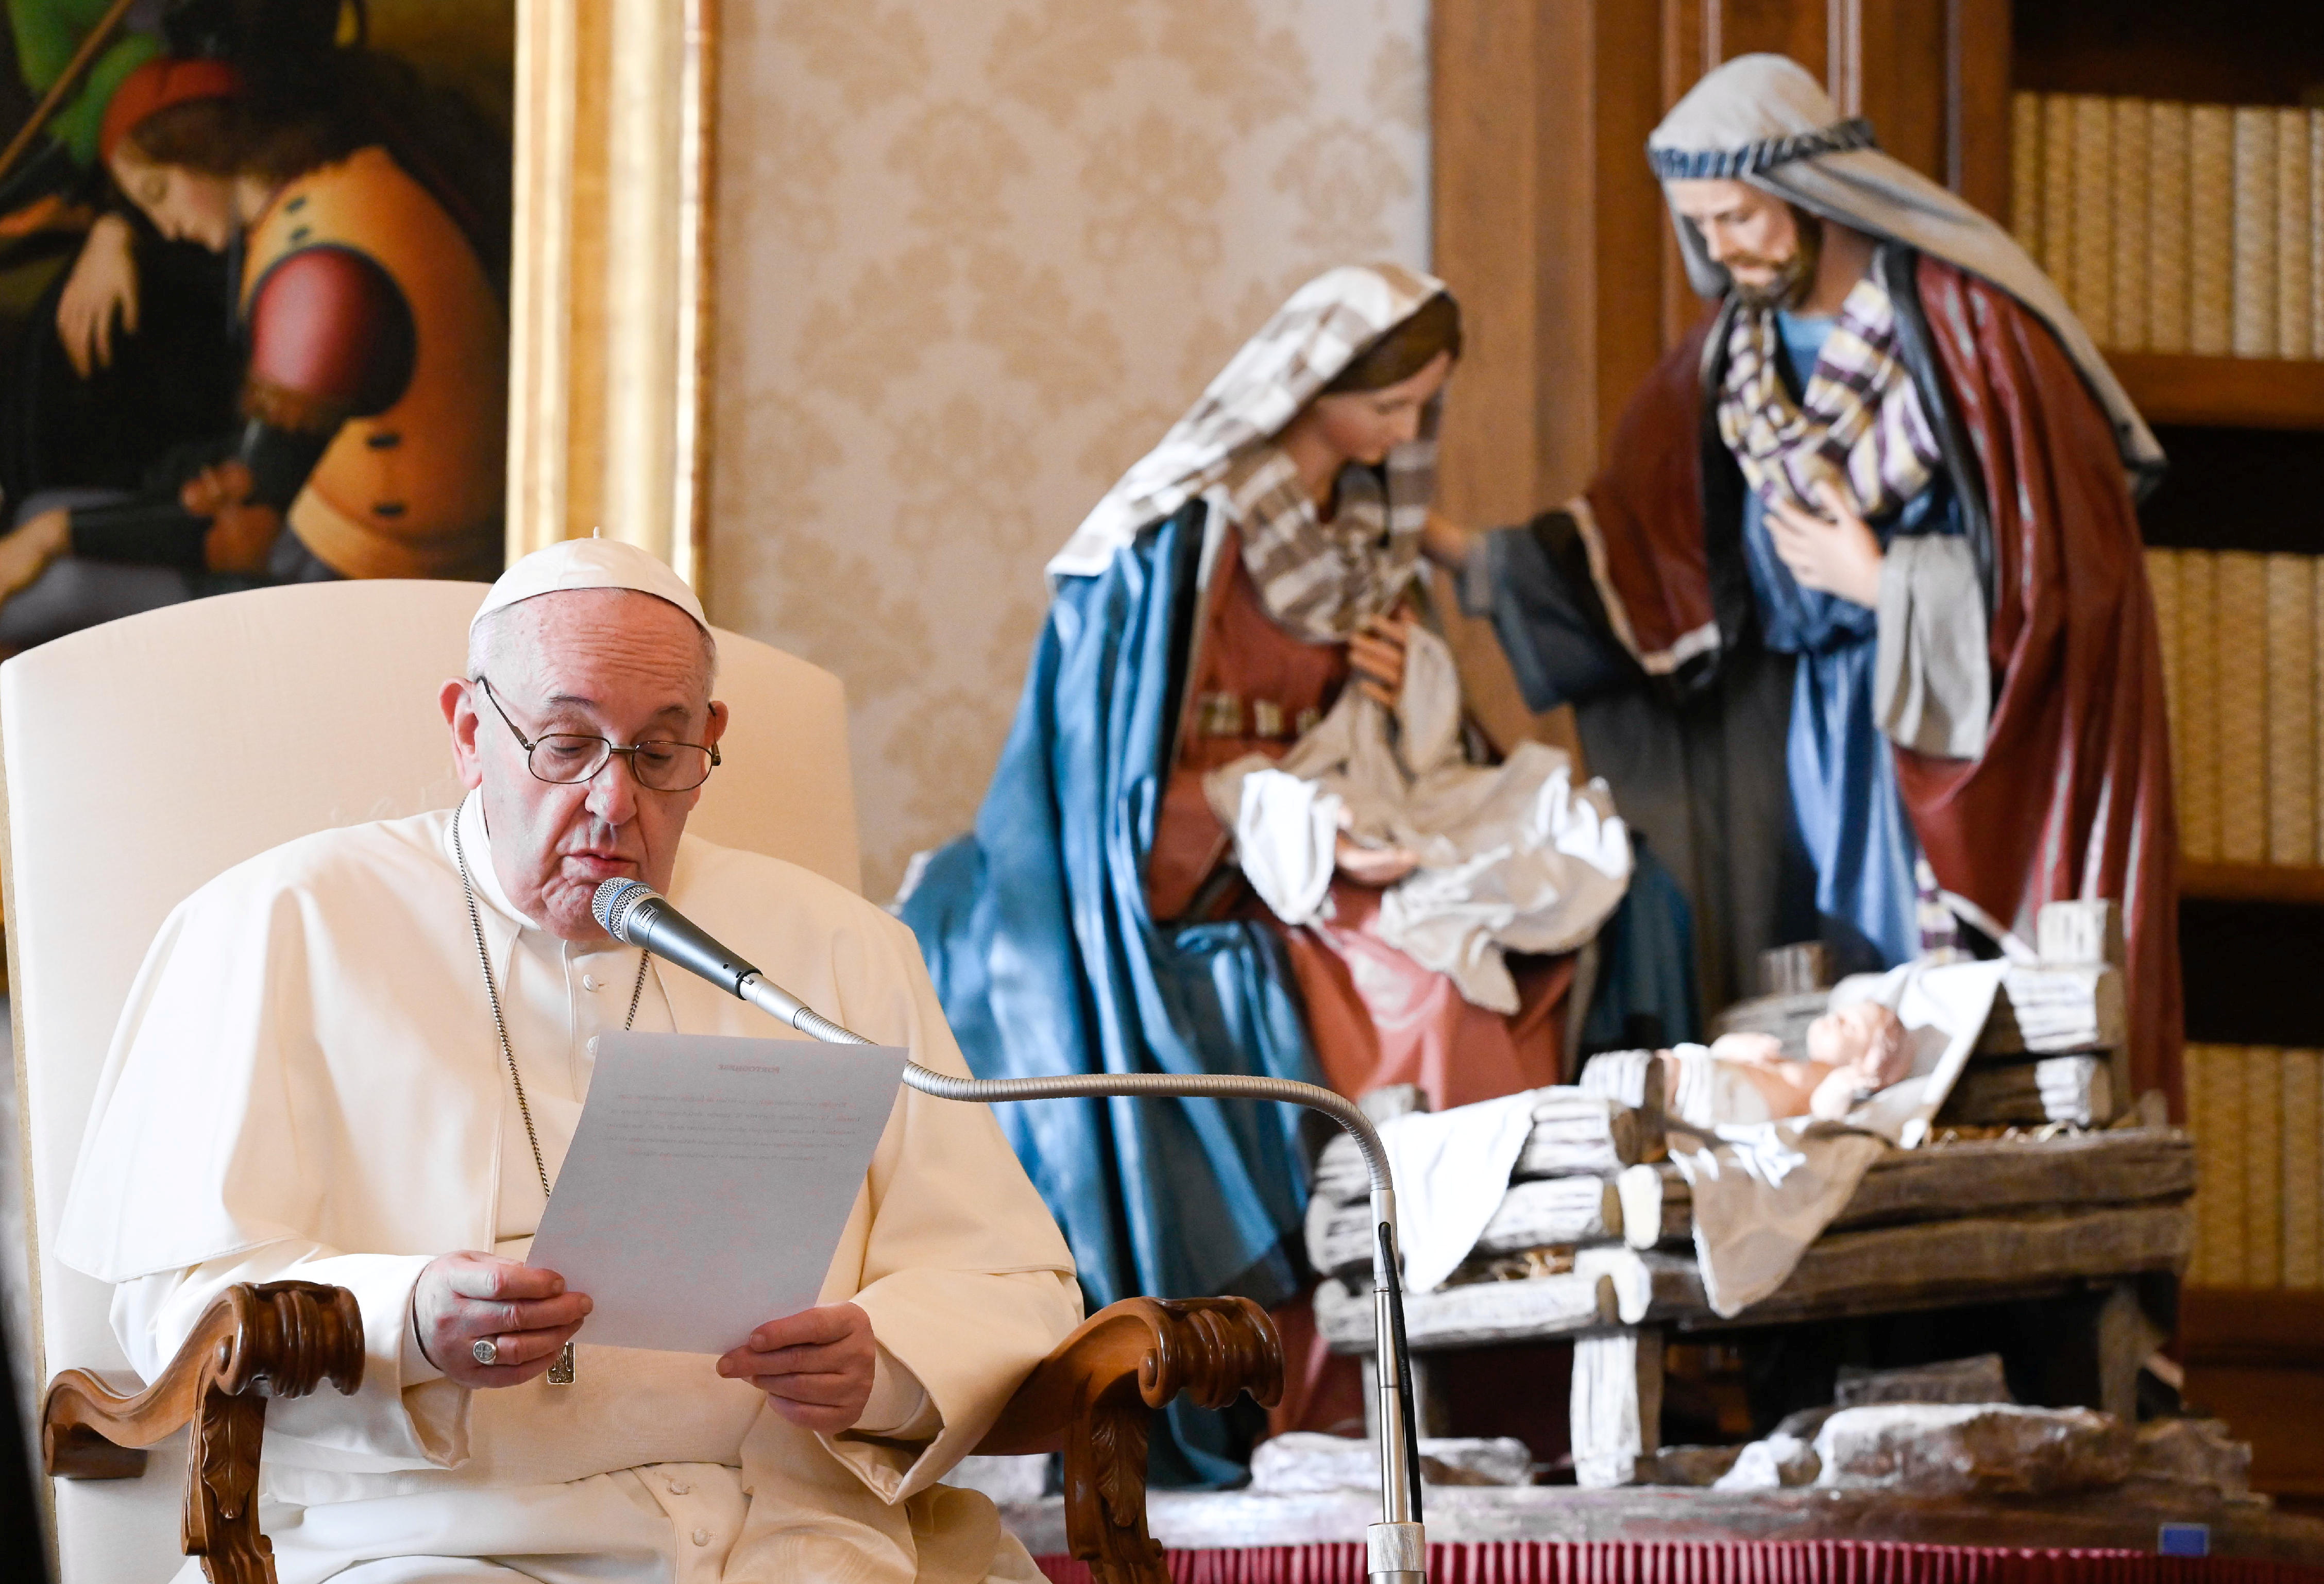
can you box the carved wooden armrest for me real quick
[43,1281,365,1584]
[973,1295,1282,1584]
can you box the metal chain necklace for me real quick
[451,800,650,1385]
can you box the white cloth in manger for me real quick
[1210,623,1633,1013]
[1375,1093,1540,1293]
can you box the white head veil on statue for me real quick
[1047,262,1449,592]
[1649,54,2162,486]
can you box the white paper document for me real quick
[528,1031,907,1355]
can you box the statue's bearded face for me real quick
[1666,178,1821,310]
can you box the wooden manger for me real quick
[1307,903,2186,1488]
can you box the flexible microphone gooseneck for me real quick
[593,877,1429,1583]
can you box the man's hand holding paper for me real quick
[413,1250,592,1387]
[717,1301,878,1432]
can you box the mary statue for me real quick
[902,264,1678,1477]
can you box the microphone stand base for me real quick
[1368,1520,1427,1583]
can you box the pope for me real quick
[58,537,1081,1584]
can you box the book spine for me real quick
[2216,550,2268,863]
[2181,550,2221,861]
[2268,553,2315,864]
[2233,106,2280,357]
[2213,1043,2249,1284]
[2113,97,2151,351]
[2313,109,2323,363]
[2045,94,2079,318]
[2190,105,2235,355]
[2150,100,2193,354]
[2074,95,2115,346]
[2012,91,2044,260]
[2248,1046,2285,1287]
[2149,549,2185,829]
[2187,1042,2215,1285]
[2284,1048,2323,1290]
[2281,107,2314,361]
[2315,558,2324,865]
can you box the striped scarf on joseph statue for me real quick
[1716,272,1942,522]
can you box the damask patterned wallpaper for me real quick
[707,0,1431,897]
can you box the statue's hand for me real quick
[182,460,283,573]
[1766,482,1882,607]
[1420,509,1474,571]
[1335,833,1418,888]
[0,509,70,602]
[1348,610,1411,706]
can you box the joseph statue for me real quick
[1429,55,2181,1107]
[58,537,1081,1583]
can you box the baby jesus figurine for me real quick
[1659,1001,1911,1128]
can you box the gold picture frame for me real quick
[7,8,721,1565]
[508,0,719,593]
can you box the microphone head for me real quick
[592,878,658,942]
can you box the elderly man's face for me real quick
[1667,178,1817,308]
[442,590,728,941]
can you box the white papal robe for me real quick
[57,795,1082,1584]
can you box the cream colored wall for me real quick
[707,0,1430,896]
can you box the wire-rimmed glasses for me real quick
[475,675,721,792]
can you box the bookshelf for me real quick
[1431,0,2323,1503]
[2004,0,2324,1509]
[2181,861,2324,906]
[2108,354,2324,431]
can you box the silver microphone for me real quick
[592,878,868,1043]
[587,875,1430,1579]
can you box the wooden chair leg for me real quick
[44,1282,364,1584]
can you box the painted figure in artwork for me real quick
[902,265,1674,1476]
[0,27,507,650]
[1429,54,2182,1111]
[0,1,251,569]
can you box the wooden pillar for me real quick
[1429,0,1670,761]
[1571,1325,1664,1487]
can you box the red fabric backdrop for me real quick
[1034,1543,2321,1584]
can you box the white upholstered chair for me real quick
[5,578,1274,1584]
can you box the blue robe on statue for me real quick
[900,502,1319,1487]
[1740,311,1956,974]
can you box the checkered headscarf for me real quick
[1048,263,1446,639]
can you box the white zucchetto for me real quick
[471,534,708,636]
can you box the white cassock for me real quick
[57,795,1082,1584]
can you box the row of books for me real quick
[2186,1043,2323,1289]
[2147,548,2324,865]
[2010,92,2324,359]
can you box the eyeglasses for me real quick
[474,675,721,792]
